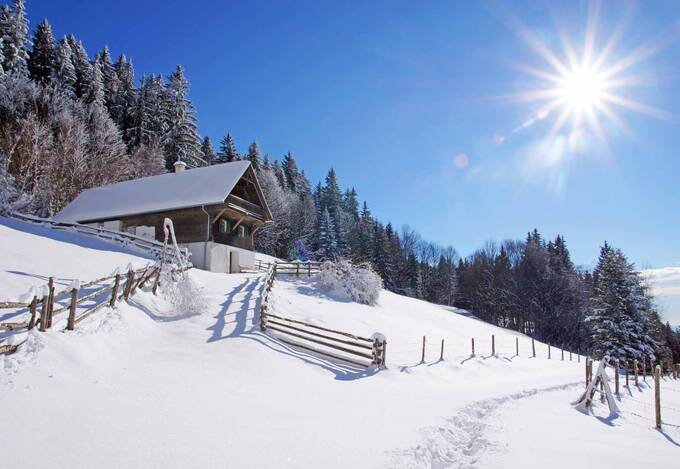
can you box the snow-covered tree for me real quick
[27,19,55,85]
[586,243,657,362]
[163,65,203,168]
[317,207,338,260]
[201,136,216,165]
[246,140,261,171]
[52,36,76,97]
[0,0,29,76]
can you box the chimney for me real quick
[174,160,187,173]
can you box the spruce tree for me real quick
[317,207,338,260]
[27,19,55,85]
[0,0,29,75]
[281,151,299,192]
[201,136,216,165]
[99,46,119,118]
[163,65,203,168]
[69,36,92,98]
[113,54,137,144]
[246,140,261,171]
[406,252,424,298]
[85,58,106,107]
[587,243,656,362]
[52,36,76,97]
[218,132,239,162]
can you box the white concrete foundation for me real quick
[183,241,255,273]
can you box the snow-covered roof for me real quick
[55,161,254,223]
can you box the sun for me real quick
[557,65,608,114]
[506,1,675,143]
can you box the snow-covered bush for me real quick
[158,267,207,317]
[319,259,382,306]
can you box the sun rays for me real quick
[507,1,677,145]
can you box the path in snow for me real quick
[387,382,582,469]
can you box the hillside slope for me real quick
[1,225,678,468]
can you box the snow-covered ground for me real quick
[0,216,152,302]
[1,221,678,468]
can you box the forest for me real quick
[0,0,678,363]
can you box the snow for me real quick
[1,225,679,468]
[53,160,251,223]
[0,216,152,302]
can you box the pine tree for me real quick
[218,132,239,162]
[52,36,76,97]
[246,140,261,171]
[0,0,29,75]
[133,74,169,150]
[68,36,92,99]
[85,57,106,107]
[317,207,338,260]
[99,46,119,118]
[406,252,424,298]
[113,54,137,144]
[163,65,203,168]
[27,19,55,85]
[201,136,216,165]
[281,151,299,192]
[343,187,359,221]
[587,243,656,362]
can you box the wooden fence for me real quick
[10,211,173,259]
[582,358,680,430]
[260,261,321,277]
[258,263,386,368]
[0,263,191,354]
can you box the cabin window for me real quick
[238,224,250,238]
[219,218,232,234]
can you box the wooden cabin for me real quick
[54,160,273,273]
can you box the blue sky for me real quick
[28,0,680,322]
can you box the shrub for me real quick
[319,259,382,306]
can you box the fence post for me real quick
[439,339,445,362]
[585,359,589,387]
[634,359,639,386]
[614,358,620,397]
[46,276,55,328]
[27,296,37,330]
[642,357,646,383]
[67,288,78,331]
[308,262,311,277]
[124,268,135,300]
[382,339,387,368]
[531,337,536,358]
[561,348,564,361]
[471,337,475,356]
[548,344,551,359]
[38,293,49,332]
[420,336,426,364]
[110,273,121,307]
[570,351,572,361]
[491,334,495,357]
[655,365,661,429]
[626,361,629,387]
[515,337,519,357]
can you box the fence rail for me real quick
[10,211,169,258]
[258,263,385,368]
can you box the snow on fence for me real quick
[0,264,154,352]
[9,211,190,261]
[0,218,191,355]
[582,357,680,430]
[258,263,386,368]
